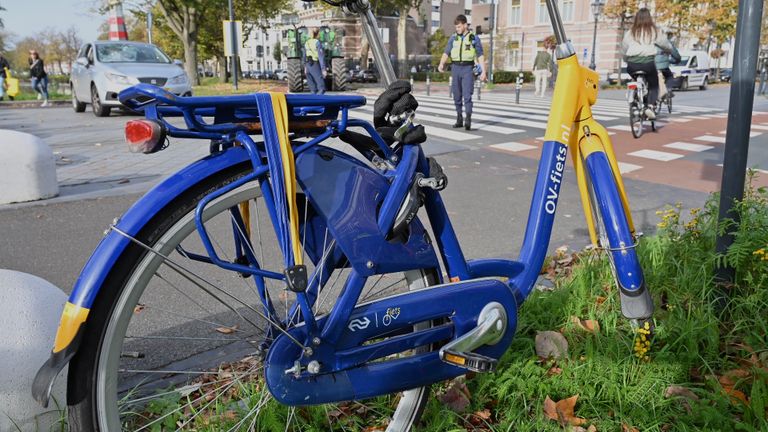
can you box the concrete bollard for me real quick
[0,270,68,431]
[0,130,58,205]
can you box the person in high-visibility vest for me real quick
[438,14,486,131]
[303,28,326,94]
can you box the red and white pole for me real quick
[107,0,129,41]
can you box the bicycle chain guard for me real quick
[264,277,518,405]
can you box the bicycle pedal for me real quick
[441,349,498,372]
[438,302,507,373]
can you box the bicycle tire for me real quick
[66,162,437,431]
[667,95,673,114]
[629,101,643,139]
[584,152,653,320]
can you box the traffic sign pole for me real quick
[714,0,765,287]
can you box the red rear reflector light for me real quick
[125,120,166,154]
[627,83,637,90]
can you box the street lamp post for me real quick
[589,0,605,71]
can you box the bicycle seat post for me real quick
[545,0,575,60]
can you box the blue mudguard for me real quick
[265,277,518,405]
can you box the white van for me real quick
[670,50,711,90]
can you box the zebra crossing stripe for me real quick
[669,118,692,123]
[488,95,719,114]
[748,125,768,131]
[346,110,481,141]
[627,149,684,161]
[694,135,726,143]
[718,130,762,137]
[393,103,548,129]
[356,105,525,135]
[490,142,538,153]
[663,142,714,152]
[478,96,621,119]
[618,162,643,174]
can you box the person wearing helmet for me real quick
[303,28,326,94]
[437,14,486,131]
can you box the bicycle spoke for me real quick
[133,295,250,337]
[360,275,407,303]
[110,225,304,349]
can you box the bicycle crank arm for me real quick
[439,302,507,372]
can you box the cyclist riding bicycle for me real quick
[655,29,681,101]
[621,8,677,120]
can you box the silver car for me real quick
[70,41,192,117]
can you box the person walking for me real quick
[0,53,10,101]
[437,14,486,131]
[29,50,49,107]
[533,45,553,98]
[620,8,676,120]
[303,28,326,95]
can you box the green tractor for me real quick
[285,26,348,92]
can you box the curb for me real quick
[0,100,69,109]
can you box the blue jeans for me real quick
[32,76,49,100]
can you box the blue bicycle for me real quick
[33,1,653,430]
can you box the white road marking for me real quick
[718,130,763,137]
[627,149,684,161]
[663,142,714,152]
[347,110,481,141]
[694,135,727,143]
[490,142,538,152]
[618,162,643,174]
[356,104,525,135]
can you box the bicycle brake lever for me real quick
[393,111,416,142]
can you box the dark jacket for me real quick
[0,57,9,78]
[29,58,47,79]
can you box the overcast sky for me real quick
[3,0,103,46]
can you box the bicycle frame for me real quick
[33,0,647,409]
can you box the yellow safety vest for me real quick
[304,38,319,61]
[450,32,477,63]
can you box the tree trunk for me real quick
[183,35,199,86]
[359,31,370,69]
[397,7,408,78]
[715,42,722,82]
[217,55,228,83]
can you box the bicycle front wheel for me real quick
[583,151,653,321]
[66,162,437,431]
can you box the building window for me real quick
[561,0,574,22]
[508,0,521,26]
[432,20,440,27]
[432,4,439,11]
[537,0,548,24]
[465,9,471,16]
[506,40,521,70]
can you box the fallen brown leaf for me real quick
[133,304,146,314]
[547,365,563,376]
[571,426,597,432]
[595,296,607,306]
[621,423,639,432]
[215,325,238,334]
[570,316,600,333]
[722,385,749,405]
[474,409,492,421]
[664,385,699,413]
[438,377,471,413]
[543,395,586,426]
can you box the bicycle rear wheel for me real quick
[629,101,643,139]
[667,95,673,114]
[66,162,437,431]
